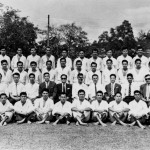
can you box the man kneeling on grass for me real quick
[0,93,14,126]
[52,93,72,125]
[128,90,148,129]
[34,88,54,124]
[71,89,91,126]
[14,92,35,124]
[108,92,130,126]
[91,91,108,127]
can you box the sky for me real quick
[1,0,150,42]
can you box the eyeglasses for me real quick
[145,78,150,80]
[61,78,67,80]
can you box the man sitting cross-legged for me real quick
[34,88,54,124]
[128,90,148,129]
[91,91,108,127]
[14,92,35,124]
[71,89,92,126]
[52,93,72,126]
[108,92,130,126]
[0,93,14,126]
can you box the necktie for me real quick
[128,83,131,96]
[46,82,49,88]
[62,83,66,93]
[111,83,114,96]
[95,83,97,96]
[16,83,18,96]
[146,85,150,100]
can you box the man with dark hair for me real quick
[72,89,92,126]
[34,88,54,124]
[91,91,108,126]
[39,72,57,100]
[14,92,35,124]
[56,74,72,103]
[52,93,72,125]
[128,90,148,129]
[108,92,130,126]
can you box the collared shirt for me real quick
[13,69,28,85]
[27,54,41,69]
[129,100,148,116]
[11,54,27,70]
[103,56,117,70]
[14,99,34,114]
[117,55,133,69]
[24,82,39,99]
[0,55,11,69]
[109,101,129,111]
[57,57,72,69]
[0,83,9,96]
[73,57,89,71]
[41,54,55,70]
[0,100,13,114]
[91,100,108,111]
[0,69,12,85]
[34,97,54,114]
[52,101,72,115]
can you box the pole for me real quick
[47,15,50,46]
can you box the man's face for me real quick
[76,62,82,69]
[61,75,67,84]
[97,93,103,101]
[122,62,128,69]
[79,51,84,58]
[46,48,51,55]
[110,76,116,83]
[20,95,27,104]
[2,62,8,70]
[137,49,143,56]
[17,63,23,71]
[62,51,67,58]
[29,75,35,83]
[134,93,141,101]
[17,48,22,55]
[145,76,150,84]
[127,76,133,83]
[31,48,36,55]
[46,62,52,69]
[60,60,66,67]
[92,76,98,84]
[1,95,7,105]
[60,94,67,104]
[77,75,83,83]
[42,91,49,99]
[91,64,97,71]
[106,61,112,68]
[122,49,128,56]
[107,50,112,57]
[115,93,122,103]
[13,75,20,83]
[78,92,85,101]
[44,74,50,82]
[92,50,98,58]
[31,63,37,70]
[135,61,141,68]
[1,49,6,55]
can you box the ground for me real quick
[0,123,150,150]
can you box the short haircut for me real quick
[46,60,52,65]
[92,74,98,79]
[60,57,66,62]
[17,61,23,66]
[106,49,112,53]
[42,88,49,93]
[30,61,37,66]
[110,74,116,78]
[96,90,103,95]
[60,92,67,96]
[77,73,83,77]
[61,74,67,79]
[76,60,82,65]
[62,49,68,53]
[115,92,122,96]
[1,60,8,64]
[29,73,35,78]
[30,46,36,50]
[135,59,141,63]
[145,74,150,79]
[20,92,27,96]
[127,73,133,78]
[106,59,113,63]
[91,62,97,67]
[137,45,143,50]
[79,49,85,53]
[92,47,98,53]
[78,89,85,95]
[121,46,128,51]
[46,46,51,49]
[0,46,5,50]
[0,93,7,98]
[122,60,128,64]
[43,72,50,76]
[13,72,20,77]
[134,90,141,95]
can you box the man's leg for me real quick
[137,115,146,129]
[37,113,50,124]
[26,112,37,124]
[109,111,117,125]
[15,113,26,124]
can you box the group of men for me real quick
[0,45,150,129]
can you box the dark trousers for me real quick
[55,114,71,123]
[123,96,134,104]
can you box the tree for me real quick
[0,5,38,56]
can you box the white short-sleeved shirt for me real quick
[0,55,11,69]
[57,57,72,69]
[108,101,129,112]
[0,83,9,96]
[103,56,117,70]
[0,100,13,114]
[41,55,55,69]
[0,69,12,85]
[91,100,108,111]
[52,101,72,116]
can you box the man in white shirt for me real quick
[73,49,89,71]
[133,45,148,68]
[57,49,72,69]
[72,73,88,100]
[53,93,72,125]
[14,92,35,124]
[91,91,108,126]
[0,60,12,85]
[0,93,14,126]
[71,60,87,84]
[55,58,71,84]
[28,61,42,84]
[88,48,103,71]
[88,74,105,102]
[13,61,28,85]
[42,60,56,82]
[128,90,148,129]
[108,92,130,126]
[71,89,92,126]
[24,73,39,104]
[11,47,27,70]
[8,73,25,105]
[117,47,133,69]
[85,62,102,85]
[34,88,54,124]
[0,46,11,69]
[27,47,41,70]
[103,49,117,70]
[0,73,8,96]
[41,47,55,70]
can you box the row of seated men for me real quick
[0,89,149,130]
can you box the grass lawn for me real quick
[0,123,150,150]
